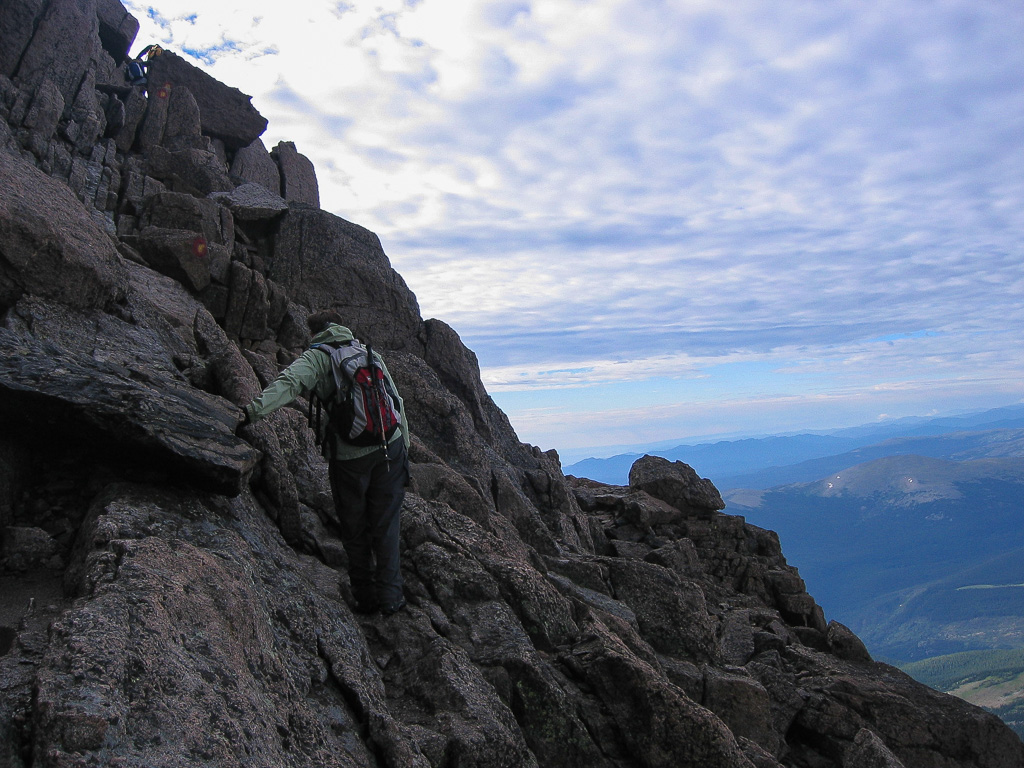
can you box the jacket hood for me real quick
[310,323,356,346]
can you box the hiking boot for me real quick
[349,587,378,615]
[380,597,406,616]
[352,597,379,615]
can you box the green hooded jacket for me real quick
[244,324,410,461]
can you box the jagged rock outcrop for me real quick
[1,3,1022,768]
[272,140,319,207]
[230,137,281,194]
[94,0,138,61]
[145,49,267,150]
[628,454,726,518]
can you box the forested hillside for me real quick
[902,649,1024,739]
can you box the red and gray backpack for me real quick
[309,339,401,454]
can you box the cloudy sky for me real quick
[125,0,1024,461]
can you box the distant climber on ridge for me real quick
[239,310,411,617]
[125,44,164,88]
[125,55,146,87]
[138,43,165,60]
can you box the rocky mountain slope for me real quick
[1,2,1022,767]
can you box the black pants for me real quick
[328,440,408,607]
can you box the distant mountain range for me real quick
[563,404,1024,490]
[729,454,1024,663]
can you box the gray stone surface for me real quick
[0,149,126,310]
[230,137,280,194]
[146,50,267,149]
[629,454,726,517]
[95,0,138,61]
[269,206,421,349]
[0,0,47,81]
[1,6,1022,768]
[844,729,906,768]
[0,324,257,496]
[131,225,213,291]
[272,140,319,206]
[211,181,288,221]
[12,0,100,105]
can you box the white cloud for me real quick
[125,0,1024,450]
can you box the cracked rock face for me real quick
[1,2,1023,767]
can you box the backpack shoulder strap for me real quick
[307,342,345,458]
[310,342,334,359]
[310,342,341,394]
[311,340,365,395]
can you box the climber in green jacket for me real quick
[241,310,410,616]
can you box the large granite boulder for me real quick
[146,50,267,149]
[0,324,257,496]
[10,0,101,105]
[132,226,213,292]
[844,729,906,768]
[21,77,65,143]
[272,141,319,206]
[0,0,48,81]
[95,0,138,61]
[629,454,726,518]
[211,182,288,222]
[144,145,233,196]
[0,149,126,310]
[230,138,281,195]
[268,206,422,350]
